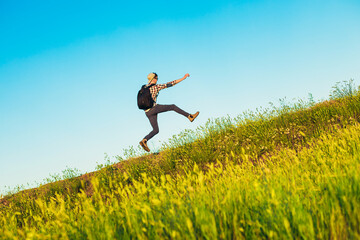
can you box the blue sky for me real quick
[1,0,360,194]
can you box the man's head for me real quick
[147,72,158,84]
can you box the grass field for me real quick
[0,81,359,239]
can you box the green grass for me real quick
[1,81,360,239]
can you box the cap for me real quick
[147,72,157,83]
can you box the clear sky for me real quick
[1,0,360,194]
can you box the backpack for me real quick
[137,84,155,110]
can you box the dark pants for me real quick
[144,104,189,141]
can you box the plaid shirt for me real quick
[146,80,177,105]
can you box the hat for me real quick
[147,72,157,83]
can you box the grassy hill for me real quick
[1,81,360,239]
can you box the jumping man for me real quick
[139,72,199,152]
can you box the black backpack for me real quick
[137,84,155,110]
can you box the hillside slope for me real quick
[1,87,360,239]
[3,92,360,204]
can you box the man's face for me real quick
[153,76,158,84]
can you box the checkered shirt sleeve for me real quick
[148,80,177,103]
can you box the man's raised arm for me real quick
[174,73,190,85]
[166,73,190,87]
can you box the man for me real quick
[139,72,199,152]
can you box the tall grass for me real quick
[161,89,360,173]
[1,120,359,239]
[330,79,358,99]
[0,80,359,239]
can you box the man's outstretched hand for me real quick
[174,73,190,84]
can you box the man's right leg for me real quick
[140,111,160,152]
[144,113,159,141]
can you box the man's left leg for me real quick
[155,104,189,117]
[156,104,199,122]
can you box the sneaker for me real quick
[188,111,200,122]
[139,139,150,152]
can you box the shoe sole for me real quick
[139,141,150,152]
[190,111,200,122]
